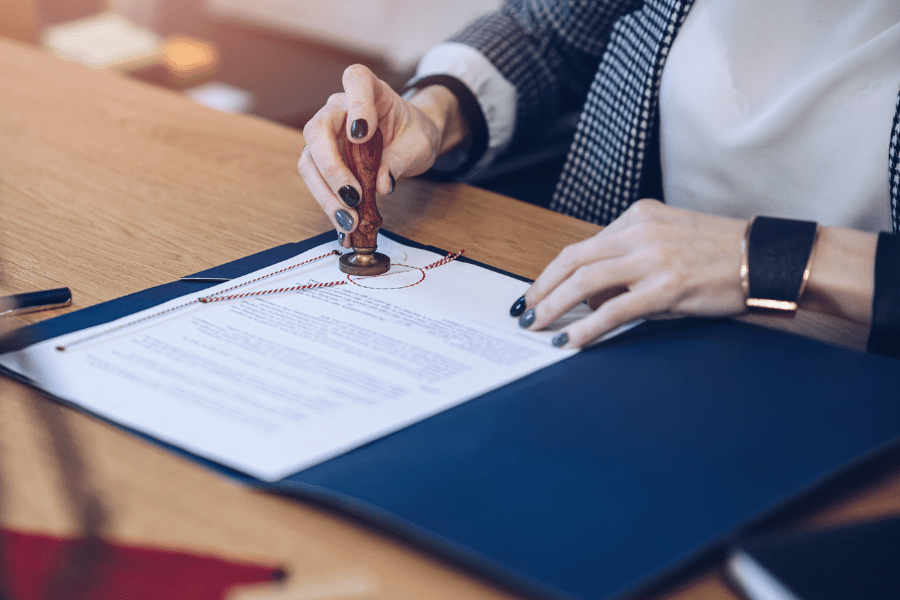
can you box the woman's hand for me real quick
[516,199,749,347]
[299,64,468,247]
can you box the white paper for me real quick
[1,236,586,481]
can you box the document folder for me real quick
[726,516,900,600]
[5,231,900,600]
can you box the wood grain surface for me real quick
[0,36,896,600]
[345,127,384,250]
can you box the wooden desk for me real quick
[0,36,897,600]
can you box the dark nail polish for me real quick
[509,295,526,317]
[552,332,569,348]
[518,308,535,328]
[339,185,360,207]
[334,209,353,232]
[337,231,345,245]
[350,119,368,139]
[389,171,396,194]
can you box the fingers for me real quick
[302,67,405,226]
[375,143,412,197]
[513,201,749,348]
[517,257,670,349]
[524,200,665,308]
[561,286,662,347]
[297,146,355,246]
[299,63,448,235]
[375,164,396,197]
[378,121,439,179]
[522,254,644,336]
[373,99,444,195]
[343,64,378,144]
[301,94,367,242]
[525,231,628,308]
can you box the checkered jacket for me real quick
[451,0,900,233]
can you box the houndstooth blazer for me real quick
[451,0,900,233]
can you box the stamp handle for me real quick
[345,128,383,249]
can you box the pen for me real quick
[0,287,72,316]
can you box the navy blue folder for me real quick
[5,231,900,600]
[727,516,900,600]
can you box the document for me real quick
[0,236,584,481]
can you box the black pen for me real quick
[0,287,72,316]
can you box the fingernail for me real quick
[337,231,345,245]
[518,308,535,328]
[334,209,353,232]
[350,119,368,139]
[389,171,396,194]
[509,295,526,317]
[339,185,360,207]
[552,332,569,348]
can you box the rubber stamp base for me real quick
[339,247,390,276]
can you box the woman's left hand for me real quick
[517,199,749,347]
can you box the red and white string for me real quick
[56,249,464,351]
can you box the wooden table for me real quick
[0,36,897,600]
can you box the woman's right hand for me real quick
[299,64,466,247]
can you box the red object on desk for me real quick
[0,528,282,600]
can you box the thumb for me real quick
[376,130,442,195]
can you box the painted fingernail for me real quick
[552,332,569,348]
[337,231,345,245]
[339,185,360,207]
[350,119,368,139]
[518,308,535,328]
[334,209,353,232]
[389,171,396,194]
[509,295,526,317]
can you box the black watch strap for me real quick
[745,216,820,311]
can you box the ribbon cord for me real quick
[57,250,464,351]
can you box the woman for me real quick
[298,0,900,356]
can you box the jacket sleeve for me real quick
[867,232,900,357]
[449,0,644,150]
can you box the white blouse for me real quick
[659,0,900,232]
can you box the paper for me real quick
[41,13,162,70]
[0,236,583,481]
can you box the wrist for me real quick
[802,226,877,326]
[402,74,487,175]
[738,218,877,326]
[406,85,471,158]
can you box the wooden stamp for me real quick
[339,128,390,276]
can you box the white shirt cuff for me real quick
[411,42,516,175]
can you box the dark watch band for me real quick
[867,232,900,357]
[401,74,489,176]
[744,216,820,311]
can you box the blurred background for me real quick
[0,0,573,204]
